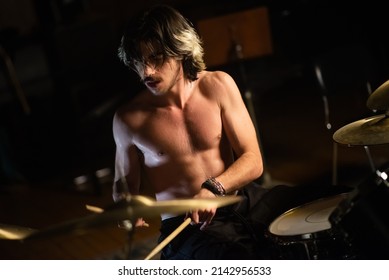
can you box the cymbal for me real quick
[367,80,389,111]
[333,114,389,146]
[0,223,36,240]
[19,195,241,240]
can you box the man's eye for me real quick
[150,54,163,63]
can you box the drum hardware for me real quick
[0,195,241,241]
[0,45,31,115]
[314,63,332,130]
[375,170,389,187]
[314,59,375,185]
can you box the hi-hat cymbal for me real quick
[333,114,389,146]
[367,80,389,111]
[19,195,241,240]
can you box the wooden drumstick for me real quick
[85,204,104,213]
[144,217,192,260]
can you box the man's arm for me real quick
[211,71,263,192]
[112,112,149,228]
[112,112,141,201]
[190,71,263,229]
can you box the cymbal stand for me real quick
[118,176,137,259]
[0,45,30,115]
[124,225,136,259]
[364,145,376,173]
[314,63,376,185]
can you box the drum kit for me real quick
[2,81,389,260]
[267,80,389,260]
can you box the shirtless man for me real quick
[113,5,265,259]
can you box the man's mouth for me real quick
[145,80,159,88]
[144,77,160,88]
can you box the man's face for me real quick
[133,43,182,95]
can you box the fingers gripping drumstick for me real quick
[144,217,191,260]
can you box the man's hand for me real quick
[187,188,217,230]
[134,217,149,227]
[118,218,149,231]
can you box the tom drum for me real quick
[267,193,354,259]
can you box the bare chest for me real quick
[134,103,222,157]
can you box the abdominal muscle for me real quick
[141,149,233,220]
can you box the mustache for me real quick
[142,76,159,83]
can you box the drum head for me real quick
[269,193,349,236]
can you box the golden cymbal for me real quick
[125,195,242,217]
[367,80,389,111]
[0,223,36,240]
[333,114,389,146]
[20,195,241,240]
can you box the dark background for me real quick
[1,0,389,189]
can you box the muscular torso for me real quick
[118,73,234,201]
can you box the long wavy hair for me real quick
[118,5,206,81]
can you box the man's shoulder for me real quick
[198,70,234,86]
[200,70,231,80]
[114,95,151,131]
[197,70,235,94]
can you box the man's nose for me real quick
[142,63,156,77]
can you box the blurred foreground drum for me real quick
[267,193,354,259]
[330,170,389,259]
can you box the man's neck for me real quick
[155,77,195,109]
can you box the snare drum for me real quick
[267,193,353,259]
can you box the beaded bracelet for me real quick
[201,177,226,196]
